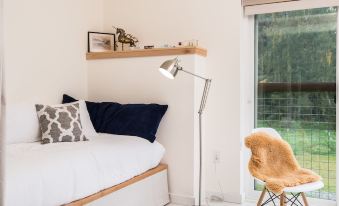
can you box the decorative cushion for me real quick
[35,102,88,144]
[62,94,168,143]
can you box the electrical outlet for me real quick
[213,151,220,163]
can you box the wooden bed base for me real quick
[64,164,168,206]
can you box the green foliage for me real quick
[256,7,337,83]
[255,8,337,199]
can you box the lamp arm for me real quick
[177,67,211,114]
[198,79,212,114]
[179,67,209,81]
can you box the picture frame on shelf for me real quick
[88,32,116,52]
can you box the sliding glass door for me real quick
[255,7,337,200]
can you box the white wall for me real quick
[87,55,205,204]
[2,0,244,203]
[3,0,103,105]
[0,0,4,204]
[101,0,243,203]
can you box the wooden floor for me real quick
[168,203,253,206]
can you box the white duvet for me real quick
[5,134,165,206]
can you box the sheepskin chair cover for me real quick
[245,131,321,194]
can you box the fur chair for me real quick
[245,128,324,206]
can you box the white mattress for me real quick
[5,134,165,206]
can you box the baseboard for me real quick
[205,191,243,204]
[169,192,243,205]
[169,193,195,206]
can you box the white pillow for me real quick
[4,103,41,144]
[5,100,97,144]
[78,100,98,138]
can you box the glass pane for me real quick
[255,7,337,201]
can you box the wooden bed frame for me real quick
[64,164,169,206]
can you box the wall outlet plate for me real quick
[213,151,220,163]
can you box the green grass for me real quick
[295,154,336,193]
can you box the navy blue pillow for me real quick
[62,94,168,143]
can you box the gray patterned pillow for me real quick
[35,102,88,144]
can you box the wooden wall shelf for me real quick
[86,46,207,60]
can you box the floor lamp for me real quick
[158,57,211,206]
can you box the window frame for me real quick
[241,8,339,206]
[243,0,297,6]
[244,0,339,15]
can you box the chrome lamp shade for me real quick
[159,58,180,79]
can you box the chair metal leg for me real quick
[257,189,308,206]
[280,192,285,206]
[301,192,309,206]
[257,187,267,206]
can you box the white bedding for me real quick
[5,134,165,206]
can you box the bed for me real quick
[5,133,168,206]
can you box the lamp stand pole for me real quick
[198,112,203,206]
[180,68,211,206]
